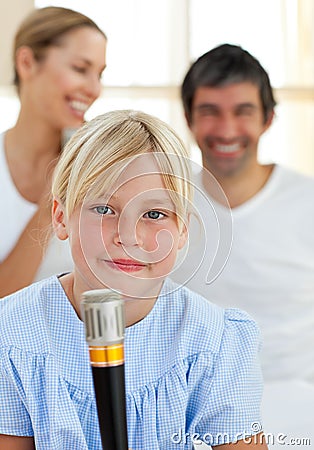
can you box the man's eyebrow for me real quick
[236,102,257,109]
[194,102,217,109]
[194,101,257,108]
[193,102,258,112]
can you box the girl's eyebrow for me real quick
[103,194,175,209]
[139,197,175,209]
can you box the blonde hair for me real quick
[13,6,106,90]
[52,110,193,229]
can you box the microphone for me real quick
[81,289,128,450]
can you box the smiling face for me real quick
[54,154,188,301]
[189,82,273,180]
[22,26,106,130]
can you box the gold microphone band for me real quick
[89,344,124,367]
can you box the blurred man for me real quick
[172,44,314,443]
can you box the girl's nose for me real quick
[113,219,143,248]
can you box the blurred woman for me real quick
[0,6,107,296]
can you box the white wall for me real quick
[0,0,34,85]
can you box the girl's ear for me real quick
[178,214,190,250]
[52,198,69,241]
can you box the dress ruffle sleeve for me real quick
[0,346,100,450]
[195,308,264,446]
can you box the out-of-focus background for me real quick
[0,0,313,174]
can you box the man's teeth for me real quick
[70,100,89,112]
[216,143,240,153]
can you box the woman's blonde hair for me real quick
[52,110,193,229]
[13,6,106,91]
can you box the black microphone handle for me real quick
[92,364,128,450]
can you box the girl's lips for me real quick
[105,259,146,273]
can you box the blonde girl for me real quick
[0,110,267,450]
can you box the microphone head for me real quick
[81,289,125,346]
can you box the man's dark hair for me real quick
[182,43,276,124]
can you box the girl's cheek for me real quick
[148,229,175,261]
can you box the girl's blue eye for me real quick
[145,210,164,220]
[95,206,112,215]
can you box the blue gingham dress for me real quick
[0,276,263,449]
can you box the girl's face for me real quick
[54,154,188,301]
[22,26,106,130]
